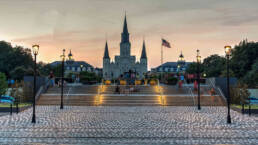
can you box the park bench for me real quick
[0,95,18,114]
[242,96,258,115]
[0,95,15,103]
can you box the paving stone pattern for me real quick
[0,106,257,144]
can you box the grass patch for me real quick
[0,103,31,108]
[232,104,258,109]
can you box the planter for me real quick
[0,105,31,113]
[104,80,111,85]
[120,80,127,85]
[231,106,258,114]
[149,80,157,85]
[135,80,142,85]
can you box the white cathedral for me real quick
[103,15,148,79]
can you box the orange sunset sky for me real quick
[0,0,258,69]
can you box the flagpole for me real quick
[161,43,163,65]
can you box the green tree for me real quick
[231,40,258,79]
[186,62,204,74]
[37,62,54,76]
[220,68,235,78]
[0,41,33,78]
[10,66,27,81]
[231,83,250,104]
[242,60,258,88]
[202,54,226,77]
[80,71,100,84]
[52,64,62,77]
[0,72,8,96]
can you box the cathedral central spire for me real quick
[121,14,129,43]
[123,14,128,34]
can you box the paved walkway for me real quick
[0,106,257,144]
[0,113,8,117]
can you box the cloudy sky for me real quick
[0,0,258,69]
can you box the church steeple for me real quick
[103,41,110,59]
[141,40,147,59]
[68,49,73,60]
[123,14,128,34]
[121,14,129,43]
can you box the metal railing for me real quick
[183,79,196,106]
[207,78,227,102]
[96,79,104,105]
[36,79,51,101]
[157,79,165,105]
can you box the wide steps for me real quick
[37,84,225,106]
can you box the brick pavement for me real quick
[0,106,257,144]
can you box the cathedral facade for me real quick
[103,15,147,79]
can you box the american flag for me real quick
[162,38,171,48]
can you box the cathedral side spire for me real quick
[103,41,110,59]
[141,40,147,59]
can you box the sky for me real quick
[0,0,258,69]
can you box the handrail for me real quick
[189,87,195,106]
[217,87,227,102]
[183,79,195,105]
[96,79,104,105]
[36,79,51,101]
[157,79,164,105]
[207,78,227,102]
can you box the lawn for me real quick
[232,104,258,109]
[0,103,31,108]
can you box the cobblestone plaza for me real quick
[0,106,257,144]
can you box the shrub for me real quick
[167,77,178,85]
[80,71,100,84]
[230,83,250,105]
[0,72,7,96]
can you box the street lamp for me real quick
[225,45,232,124]
[60,49,65,109]
[111,72,114,84]
[32,44,39,123]
[80,64,83,72]
[196,49,201,110]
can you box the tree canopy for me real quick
[231,40,258,79]
[0,41,33,78]
[186,40,258,87]
[0,72,7,96]
[202,54,226,77]
[186,62,204,74]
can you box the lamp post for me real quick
[196,49,201,110]
[225,45,232,124]
[32,44,39,123]
[80,64,83,72]
[60,49,65,109]
[111,72,114,84]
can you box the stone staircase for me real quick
[99,95,161,106]
[102,85,156,94]
[37,84,225,106]
[99,85,160,106]
[37,85,99,106]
